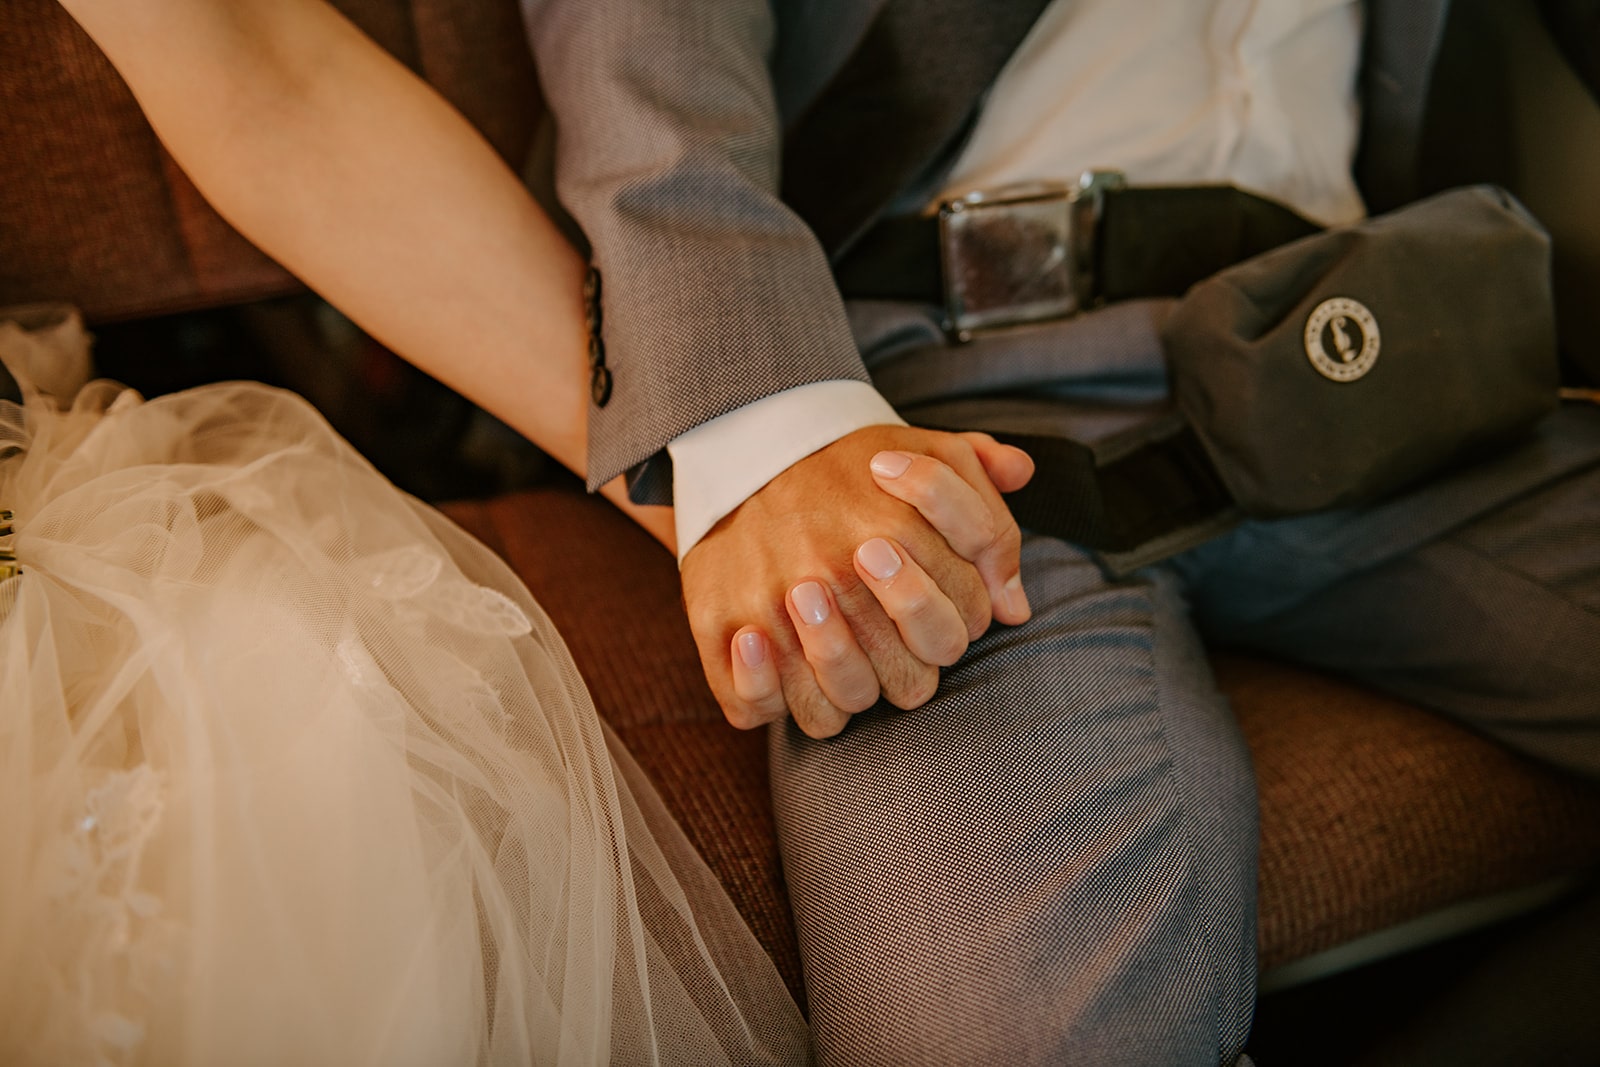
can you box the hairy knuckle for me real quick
[803,716,846,740]
[834,682,881,715]
[807,635,856,671]
[787,683,834,723]
[793,693,847,737]
[962,598,992,640]
[929,628,969,668]
[830,571,868,604]
[887,666,939,710]
[956,572,989,612]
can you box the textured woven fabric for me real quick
[1357,0,1454,213]
[770,546,1260,1065]
[854,297,1174,413]
[0,0,261,323]
[780,0,1052,253]
[440,484,807,1000]
[11,0,1600,1052]
[441,475,1600,1023]
[520,0,1455,505]
[1176,404,1600,778]
[520,0,873,501]
[0,309,816,1065]
[1218,655,1600,972]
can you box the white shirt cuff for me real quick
[667,380,905,562]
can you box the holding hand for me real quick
[680,426,1033,739]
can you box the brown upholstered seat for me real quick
[440,486,1600,999]
[6,0,1600,1016]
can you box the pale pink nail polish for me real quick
[791,581,830,626]
[870,451,913,478]
[857,538,903,580]
[737,631,767,668]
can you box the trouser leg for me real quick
[770,535,1257,1066]
[1175,405,1600,778]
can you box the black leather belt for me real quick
[833,173,1321,566]
[835,172,1320,339]
[903,393,1239,561]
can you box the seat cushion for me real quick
[1215,655,1600,972]
[441,482,1600,1000]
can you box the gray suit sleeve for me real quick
[521,0,871,502]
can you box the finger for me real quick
[903,532,992,642]
[727,627,790,727]
[960,431,1035,493]
[687,616,777,732]
[925,442,1030,625]
[946,443,1031,625]
[828,573,944,712]
[785,579,882,721]
[711,617,848,739]
[870,450,996,558]
[773,632,854,740]
[854,537,969,668]
[871,449,1029,627]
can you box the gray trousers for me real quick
[769,301,1600,1066]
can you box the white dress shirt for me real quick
[668,0,1365,558]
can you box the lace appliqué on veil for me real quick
[50,767,176,1064]
[0,307,811,1066]
[356,545,531,637]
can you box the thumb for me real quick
[961,432,1035,494]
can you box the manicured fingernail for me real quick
[737,631,767,669]
[857,537,903,580]
[1004,574,1031,618]
[870,451,913,478]
[791,581,830,626]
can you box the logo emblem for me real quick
[1304,297,1380,382]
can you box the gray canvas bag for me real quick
[1164,184,1559,516]
[956,185,1562,570]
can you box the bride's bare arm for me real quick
[56,0,676,547]
[56,0,1042,729]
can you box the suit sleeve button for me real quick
[587,335,606,368]
[589,364,613,407]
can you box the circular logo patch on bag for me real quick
[1304,298,1381,382]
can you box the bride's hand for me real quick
[721,433,1034,735]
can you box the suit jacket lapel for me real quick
[771,0,889,122]
[1357,0,1454,211]
[781,0,1053,257]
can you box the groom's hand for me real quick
[681,425,1028,738]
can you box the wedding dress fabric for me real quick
[0,310,809,1066]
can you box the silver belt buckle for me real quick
[938,169,1126,342]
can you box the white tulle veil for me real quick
[0,308,810,1065]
